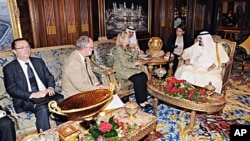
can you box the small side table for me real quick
[140,56,173,79]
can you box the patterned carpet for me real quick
[141,64,250,141]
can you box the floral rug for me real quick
[141,64,250,141]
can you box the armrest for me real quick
[0,94,18,120]
[90,58,119,92]
[221,61,233,85]
[91,58,116,75]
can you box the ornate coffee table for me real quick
[20,108,157,141]
[147,80,226,130]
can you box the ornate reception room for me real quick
[0,0,250,141]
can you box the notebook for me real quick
[30,92,64,106]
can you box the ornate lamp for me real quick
[239,36,250,54]
[148,37,164,57]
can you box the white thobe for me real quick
[175,42,229,94]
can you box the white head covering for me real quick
[189,31,217,67]
[126,26,137,44]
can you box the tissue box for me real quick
[58,125,80,141]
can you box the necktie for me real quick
[85,59,93,85]
[25,62,39,92]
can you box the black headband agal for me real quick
[198,32,210,36]
[127,26,135,30]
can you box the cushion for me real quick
[93,41,116,68]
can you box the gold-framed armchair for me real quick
[176,37,236,93]
[91,40,135,98]
[234,36,250,73]
[210,38,236,92]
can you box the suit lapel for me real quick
[14,60,29,90]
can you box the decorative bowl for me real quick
[48,89,113,120]
[154,68,167,78]
[163,55,170,60]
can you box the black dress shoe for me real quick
[79,119,96,129]
[51,113,68,122]
[121,96,129,103]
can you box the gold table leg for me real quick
[148,131,155,141]
[148,65,153,80]
[189,110,196,131]
[153,98,158,116]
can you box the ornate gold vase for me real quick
[124,98,139,120]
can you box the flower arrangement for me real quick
[155,77,208,103]
[85,116,138,141]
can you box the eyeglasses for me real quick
[15,46,30,50]
[176,30,184,32]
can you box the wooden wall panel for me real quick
[42,0,59,46]
[152,0,174,43]
[63,0,80,45]
[19,0,222,48]
[28,0,61,47]
[16,0,34,47]
[28,0,92,48]
[79,0,91,36]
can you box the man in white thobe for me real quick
[175,31,229,94]
[126,26,139,48]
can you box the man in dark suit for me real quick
[3,38,63,132]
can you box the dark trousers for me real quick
[128,72,148,103]
[23,98,65,132]
[0,116,16,141]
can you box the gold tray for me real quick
[147,82,226,113]
[49,89,113,120]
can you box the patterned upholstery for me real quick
[93,40,116,68]
[0,45,75,135]
[92,40,134,98]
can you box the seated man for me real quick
[175,31,229,94]
[3,38,64,133]
[62,36,107,98]
[126,26,144,54]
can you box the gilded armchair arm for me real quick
[90,58,116,74]
[90,58,119,91]
[221,61,232,87]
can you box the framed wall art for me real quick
[0,0,22,50]
[220,1,247,28]
[98,0,151,37]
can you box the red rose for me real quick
[189,95,194,101]
[189,90,195,95]
[171,87,179,93]
[99,122,113,132]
